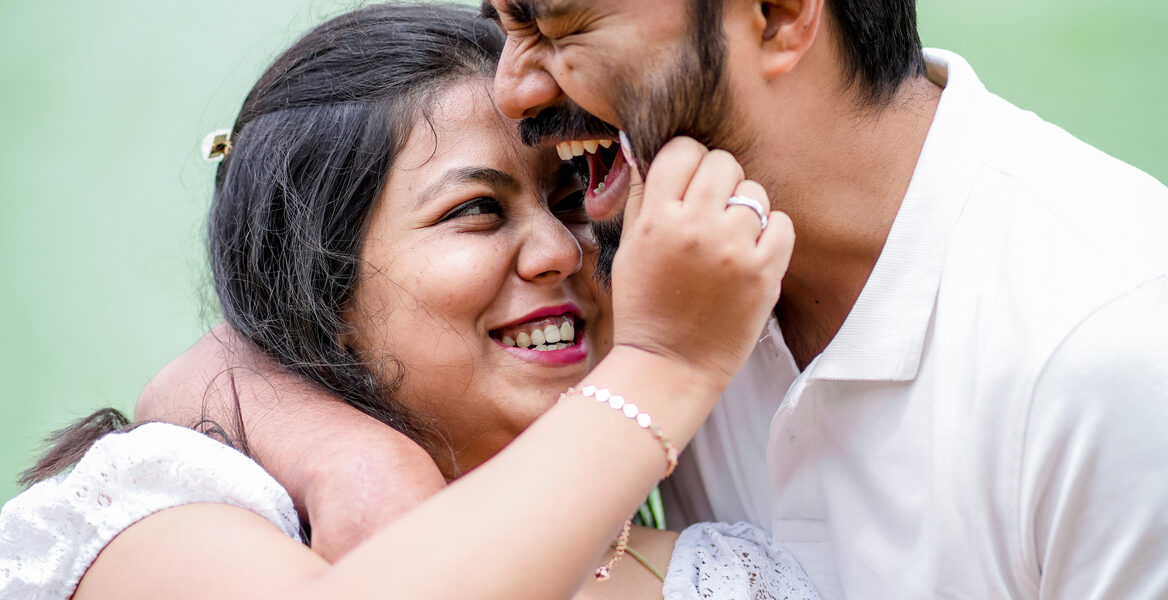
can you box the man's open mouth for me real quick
[556,137,631,221]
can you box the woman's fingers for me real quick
[757,209,796,279]
[723,179,770,242]
[642,137,707,209]
[610,136,797,389]
[621,137,705,248]
[723,178,793,286]
[683,149,745,211]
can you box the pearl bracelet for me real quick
[559,384,679,581]
[559,385,678,478]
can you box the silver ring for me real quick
[725,195,768,231]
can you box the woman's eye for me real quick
[441,197,504,222]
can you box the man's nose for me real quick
[494,40,563,120]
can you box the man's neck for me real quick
[751,75,942,370]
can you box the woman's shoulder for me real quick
[664,521,821,600]
[0,423,300,599]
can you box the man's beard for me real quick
[615,42,731,178]
[592,41,733,286]
[591,216,623,288]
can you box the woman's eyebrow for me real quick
[416,167,520,208]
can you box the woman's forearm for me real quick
[78,346,721,600]
[306,345,722,599]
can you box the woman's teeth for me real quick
[499,318,577,352]
[556,138,615,160]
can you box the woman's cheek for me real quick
[407,238,507,326]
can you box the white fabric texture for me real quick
[0,423,301,600]
[673,48,1168,600]
[664,521,821,600]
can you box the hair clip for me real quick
[201,129,232,162]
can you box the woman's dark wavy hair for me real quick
[209,2,502,452]
[21,2,504,487]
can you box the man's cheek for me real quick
[556,58,624,126]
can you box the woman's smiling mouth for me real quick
[490,305,589,365]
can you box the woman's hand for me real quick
[611,137,794,391]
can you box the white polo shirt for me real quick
[676,49,1168,599]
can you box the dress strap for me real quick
[625,544,666,582]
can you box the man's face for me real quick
[483,0,734,279]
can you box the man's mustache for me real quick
[518,102,618,147]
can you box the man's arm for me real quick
[1022,277,1168,598]
[136,324,446,561]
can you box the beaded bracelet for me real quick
[558,385,679,582]
[559,385,678,478]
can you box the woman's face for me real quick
[347,79,612,478]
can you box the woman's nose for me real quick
[516,211,584,282]
[494,38,563,120]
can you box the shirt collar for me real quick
[808,49,987,382]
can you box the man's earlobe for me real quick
[757,0,822,79]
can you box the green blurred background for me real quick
[1,0,1165,504]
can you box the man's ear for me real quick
[753,0,824,80]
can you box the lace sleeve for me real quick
[664,521,822,600]
[0,423,300,600]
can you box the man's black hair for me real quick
[691,0,926,105]
[826,0,927,103]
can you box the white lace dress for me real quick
[0,423,820,599]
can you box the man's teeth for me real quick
[556,138,618,160]
[498,319,577,351]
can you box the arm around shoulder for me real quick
[1022,277,1168,598]
[136,323,446,561]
